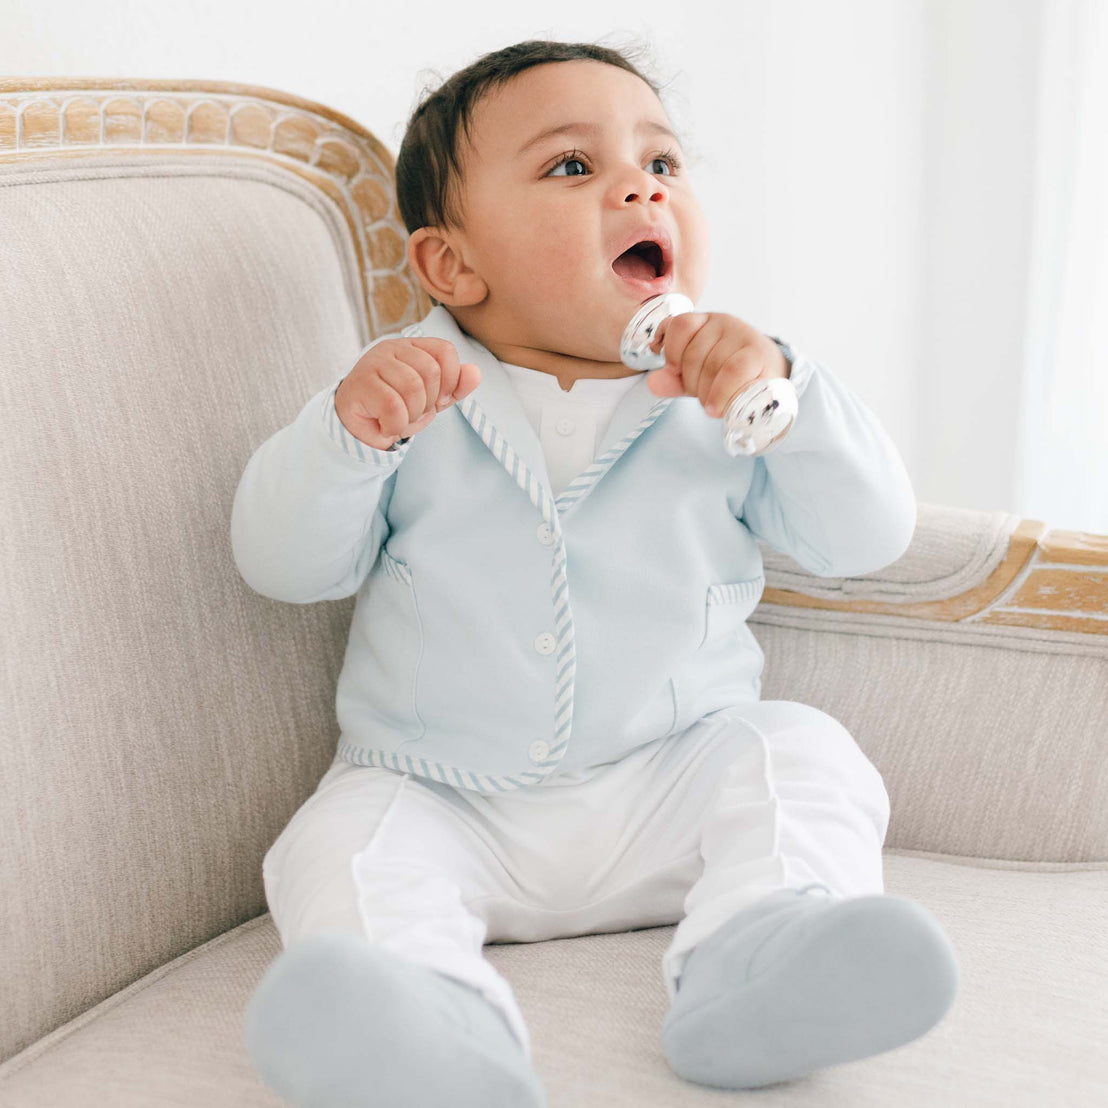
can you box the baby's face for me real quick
[441,60,711,366]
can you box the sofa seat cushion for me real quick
[1,851,1104,1107]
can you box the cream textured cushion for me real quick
[1,853,1105,1107]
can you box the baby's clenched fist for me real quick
[334,337,481,450]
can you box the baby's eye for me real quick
[547,151,589,177]
[546,150,681,177]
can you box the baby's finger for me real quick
[406,408,438,434]
[703,348,763,418]
[358,372,416,437]
[432,352,464,408]
[654,312,704,362]
[666,317,719,400]
[450,362,482,404]
[408,337,470,409]
[397,338,446,410]
[377,358,432,423]
[645,367,686,397]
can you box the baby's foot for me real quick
[662,887,958,1089]
[244,932,546,1107]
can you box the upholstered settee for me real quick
[1,79,1105,1107]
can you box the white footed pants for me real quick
[261,700,890,1062]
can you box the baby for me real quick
[233,38,959,1107]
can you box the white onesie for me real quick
[498,361,640,496]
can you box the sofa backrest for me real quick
[752,504,1108,870]
[0,79,427,1062]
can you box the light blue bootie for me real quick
[244,932,546,1107]
[662,885,959,1089]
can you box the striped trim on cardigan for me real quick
[335,320,673,791]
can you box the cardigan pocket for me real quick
[700,575,765,646]
[362,546,426,742]
[379,545,413,587]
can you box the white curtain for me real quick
[1018,0,1108,533]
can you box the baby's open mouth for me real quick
[612,240,666,282]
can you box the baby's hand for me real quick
[335,338,481,450]
[644,312,789,418]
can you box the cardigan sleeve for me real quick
[230,374,412,604]
[739,353,917,578]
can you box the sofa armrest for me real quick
[750,503,1108,864]
[761,506,1108,634]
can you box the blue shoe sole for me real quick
[662,893,959,1089]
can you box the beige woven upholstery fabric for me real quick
[0,156,364,1061]
[754,613,1108,862]
[1,852,1104,1107]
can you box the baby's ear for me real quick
[407,227,486,307]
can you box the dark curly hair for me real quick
[395,38,688,304]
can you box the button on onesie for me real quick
[497,360,640,497]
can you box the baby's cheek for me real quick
[679,200,712,300]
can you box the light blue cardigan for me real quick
[231,305,916,793]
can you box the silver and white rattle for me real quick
[620,293,798,457]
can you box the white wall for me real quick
[4,0,1057,520]
[918,0,1045,519]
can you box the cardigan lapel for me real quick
[596,372,671,455]
[553,379,672,518]
[406,306,673,523]
[411,307,553,497]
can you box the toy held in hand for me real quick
[620,293,797,457]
